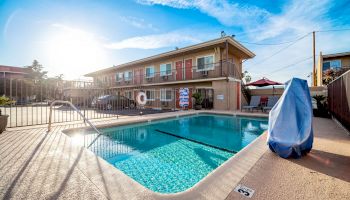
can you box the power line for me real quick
[242,27,350,75]
[239,39,301,46]
[269,56,313,74]
[236,28,350,45]
[250,32,312,67]
[238,32,315,46]
[315,28,350,33]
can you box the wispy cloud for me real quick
[247,0,331,41]
[240,0,350,83]
[105,32,201,49]
[137,0,269,27]
[110,0,350,83]
[120,16,158,31]
[111,0,350,83]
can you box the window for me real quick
[146,90,155,101]
[160,63,172,76]
[124,91,133,99]
[323,60,341,71]
[322,62,330,71]
[197,55,214,71]
[160,89,172,101]
[145,66,155,78]
[124,71,133,81]
[115,73,123,82]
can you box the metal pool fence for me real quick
[0,78,180,128]
[328,70,350,131]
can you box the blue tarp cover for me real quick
[267,78,313,158]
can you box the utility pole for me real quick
[312,31,316,86]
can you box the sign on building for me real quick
[179,88,189,108]
[217,94,224,100]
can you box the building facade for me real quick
[316,52,350,86]
[0,65,29,79]
[85,36,255,110]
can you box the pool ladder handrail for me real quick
[47,100,102,145]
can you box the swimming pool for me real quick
[70,113,268,193]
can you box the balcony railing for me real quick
[63,80,96,89]
[100,61,239,88]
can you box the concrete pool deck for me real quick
[226,117,350,200]
[0,111,349,199]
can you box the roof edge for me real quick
[85,36,255,77]
[322,51,350,58]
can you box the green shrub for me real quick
[0,96,14,116]
[192,92,203,105]
[0,96,13,106]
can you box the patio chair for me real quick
[263,96,279,112]
[242,96,261,112]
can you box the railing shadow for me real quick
[289,149,350,182]
[48,147,84,199]
[3,132,49,199]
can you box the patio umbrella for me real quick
[246,77,282,96]
[246,77,282,87]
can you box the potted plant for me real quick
[192,92,204,110]
[0,96,13,133]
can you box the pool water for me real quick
[78,114,268,193]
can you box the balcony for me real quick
[105,61,240,88]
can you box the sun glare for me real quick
[45,24,107,79]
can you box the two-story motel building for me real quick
[85,36,255,111]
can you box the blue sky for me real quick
[0,0,350,82]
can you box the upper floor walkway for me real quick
[94,60,240,88]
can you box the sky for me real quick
[0,0,350,83]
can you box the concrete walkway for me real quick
[227,117,350,200]
[0,115,349,200]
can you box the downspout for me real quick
[225,40,230,110]
[220,47,223,76]
[182,53,185,80]
[225,39,229,78]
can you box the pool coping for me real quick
[60,110,269,199]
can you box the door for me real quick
[185,59,192,80]
[176,61,183,80]
[197,89,213,109]
[134,68,143,85]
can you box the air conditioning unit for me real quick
[201,71,209,77]
[161,101,169,106]
[146,77,153,82]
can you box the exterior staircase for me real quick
[241,81,251,103]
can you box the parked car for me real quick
[15,99,30,106]
[92,95,136,110]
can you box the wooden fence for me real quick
[328,70,350,131]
